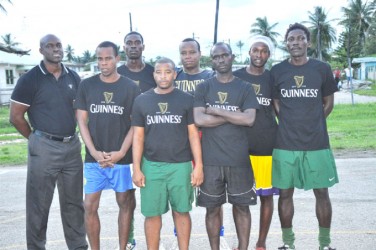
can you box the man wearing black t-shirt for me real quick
[194,42,259,250]
[118,31,156,94]
[132,57,203,250]
[233,35,279,250]
[9,34,87,250]
[271,23,338,250]
[75,41,140,250]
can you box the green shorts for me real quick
[140,157,193,217]
[272,149,339,190]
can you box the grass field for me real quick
[1,102,375,166]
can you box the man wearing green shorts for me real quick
[131,57,203,250]
[270,23,339,250]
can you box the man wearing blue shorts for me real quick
[75,41,140,250]
[132,57,203,250]
[271,23,339,250]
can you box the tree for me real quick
[81,50,94,64]
[64,44,75,62]
[236,40,244,63]
[303,6,337,61]
[1,33,20,47]
[0,0,12,14]
[340,0,376,54]
[250,16,280,46]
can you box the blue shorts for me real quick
[84,162,134,194]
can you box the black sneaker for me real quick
[278,244,295,250]
[321,247,336,250]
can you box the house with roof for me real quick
[0,50,85,105]
[352,57,376,81]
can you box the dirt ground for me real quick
[333,148,376,159]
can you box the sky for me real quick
[0,0,349,64]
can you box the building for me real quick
[0,50,85,105]
[352,57,376,81]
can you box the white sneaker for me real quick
[170,239,179,250]
[159,242,166,250]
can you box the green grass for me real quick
[0,142,28,166]
[0,103,375,166]
[354,82,376,96]
[327,103,376,150]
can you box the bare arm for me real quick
[9,101,31,139]
[206,107,256,127]
[188,124,204,187]
[107,127,134,164]
[273,99,280,117]
[322,94,334,118]
[132,126,145,187]
[76,109,111,167]
[194,107,227,127]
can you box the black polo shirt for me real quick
[10,61,80,136]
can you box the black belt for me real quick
[34,130,76,143]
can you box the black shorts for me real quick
[197,166,256,207]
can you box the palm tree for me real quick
[303,6,337,61]
[0,0,12,14]
[64,44,75,62]
[81,50,94,64]
[1,33,20,47]
[341,0,376,51]
[236,40,244,63]
[250,17,280,46]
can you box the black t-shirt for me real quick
[270,59,338,150]
[10,61,80,136]
[118,63,156,93]
[194,77,259,167]
[131,88,194,163]
[233,68,278,155]
[174,69,215,95]
[74,75,140,164]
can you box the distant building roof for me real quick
[352,57,376,63]
[0,50,39,65]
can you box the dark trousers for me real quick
[26,133,87,250]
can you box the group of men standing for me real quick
[9,22,338,250]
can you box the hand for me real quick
[91,150,113,168]
[107,151,125,165]
[132,169,145,188]
[191,165,204,187]
[205,106,218,115]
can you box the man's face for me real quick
[179,41,201,70]
[211,44,234,74]
[249,42,270,68]
[123,34,144,60]
[153,62,177,90]
[96,47,119,77]
[40,36,64,64]
[286,29,310,58]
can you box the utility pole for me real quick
[129,12,133,32]
[213,0,219,44]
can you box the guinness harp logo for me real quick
[294,76,304,88]
[252,84,260,95]
[217,92,228,104]
[103,92,113,103]
[158,103,168,114]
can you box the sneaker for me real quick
[126,239,136,250]
[278,244,295,250]
[321,247,336,250]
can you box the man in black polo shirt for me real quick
[9,34,87,250]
